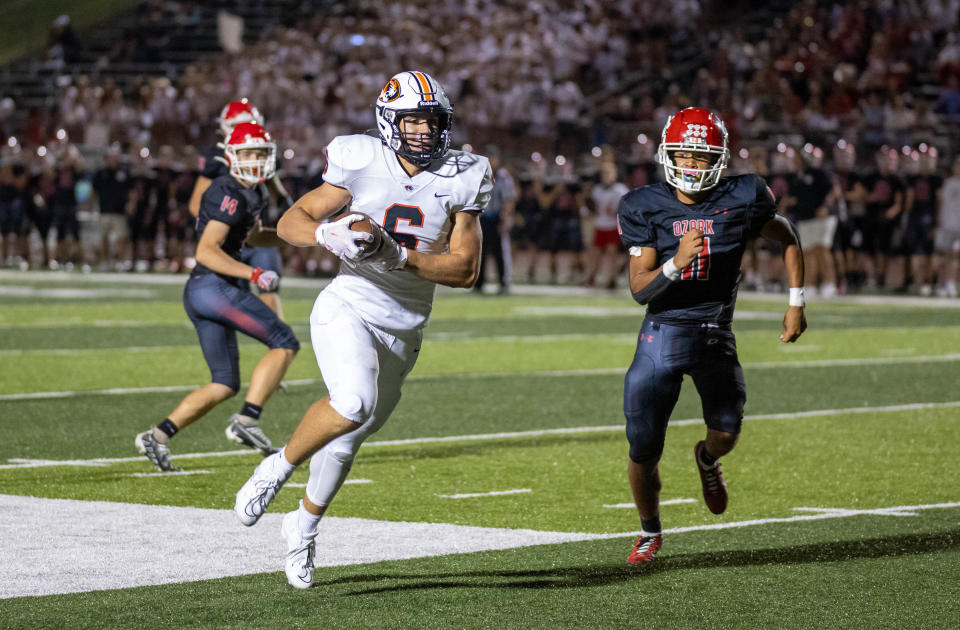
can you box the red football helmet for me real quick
[657,107,730,193]
[224,122,276,185]
[218,99,264,137]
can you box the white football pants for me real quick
[305,291,421,507]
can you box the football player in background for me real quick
[188,100,294,319]
[135,123,299,472]
[617,107,806,565]
[234,70,491,589]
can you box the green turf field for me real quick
[0,270,958,629]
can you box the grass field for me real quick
[1,269,958,629]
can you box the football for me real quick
[350,216,382,254]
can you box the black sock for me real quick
[699,446,718,466]
[641,517,662,535]
[157,419,178,438]
[240,402,262,420]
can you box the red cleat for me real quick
[694,441,728,514]
[627,534,663,565]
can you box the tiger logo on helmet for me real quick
[375,70,453,168]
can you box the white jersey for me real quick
[591,181,629,230]
[323,134,493,331]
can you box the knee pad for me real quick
[329,378,379,423]
[705,411,743,435]
[211,371,240,394]
[625,413,667,464]
[267,321,300,352]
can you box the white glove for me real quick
[315,213,373,260]
[251,267,279,291]
[364,226,409,272]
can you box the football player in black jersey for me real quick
[135,123,299,472]
[617,107,806,565]
[188,100,295,318]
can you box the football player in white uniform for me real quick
[234,70,492,589]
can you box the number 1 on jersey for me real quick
[681,236,710,280]
[382,204,424,250]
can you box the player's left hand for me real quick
[251,267,279,292]
[363,225,408,271]
[780,306,807,342]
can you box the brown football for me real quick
[350,216,382,253]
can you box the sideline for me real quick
[1,493,956,599]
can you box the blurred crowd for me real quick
[1,0,959,297]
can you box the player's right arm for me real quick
[628,229,703,304]
[276,182,352,246]
[196,219,259,279]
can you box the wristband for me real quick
[314,224,325,246]
[788,287,805,307]
[661,257,681,281]
[250,267,263,283]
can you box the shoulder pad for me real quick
[324,135,380,189]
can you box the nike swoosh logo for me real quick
[434,193,450,198]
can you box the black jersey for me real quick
[618,174,776,326]
[191,175,269,286]
[907,174,942,217]
[198,145,230,180]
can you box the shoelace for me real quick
[144,438,173,468]
[249,477,282,512]
[703,464,723,493]
[633,536,660,555]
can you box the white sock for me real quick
[274,447,297,478]
[297,500,322,538]
[640,529,662,538]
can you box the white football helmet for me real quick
[224,122,276,185]
[375,71,452,167]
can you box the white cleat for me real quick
[282,511,316,589]
[234,452,287,526]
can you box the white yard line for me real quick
[603,499,696,508]
[2,400,957,470]
[437,489,532,499]
[286,479,372,488]
[128,470,212,478]
[5,353,960,401]
[1,494,956,599]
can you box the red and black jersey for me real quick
[191,175,268,285]
[618,174,776,326]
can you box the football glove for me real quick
[250,267,279,291]
[364,225,408,271]
[315,213,373,260]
